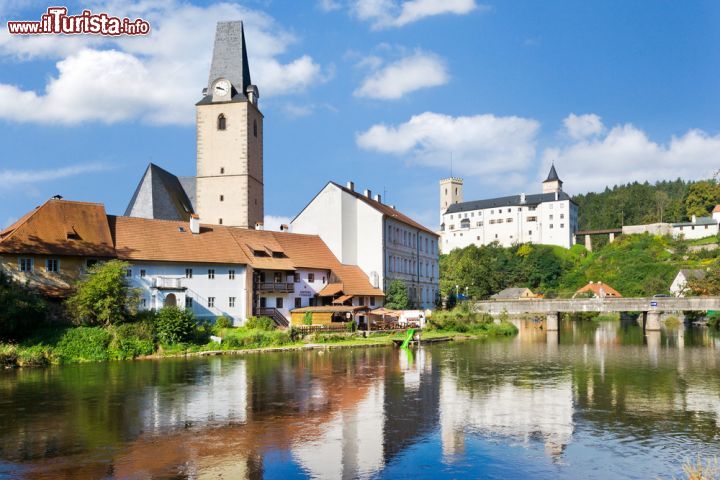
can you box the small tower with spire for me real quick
[542,164,563,194]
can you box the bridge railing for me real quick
[474,296,720,315]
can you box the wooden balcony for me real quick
[256,282,295,293]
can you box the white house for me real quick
[670,269,706,297]
[439,165,579,251]
[291,181,440,309]
[672,215,719,240]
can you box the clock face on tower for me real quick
[213,79,231,97]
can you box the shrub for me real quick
[155,307,196,344]
[303,312,313,326]
[215,316,232,329]
[66,260,141,326]
[245,316,275,331]
[223,329,291,349]
[0,344,18,367]
[707,312,720,330]
[108,322,156,359]
[385,280,410,309]
[0,272,48,341]
[55,327,111,363]
[16,345,53,367]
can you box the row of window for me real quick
[257,272,325,284]
[386,225,436,253]
[388,255,436,277]
[217,114,258,137]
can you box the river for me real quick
[1,319,719,479]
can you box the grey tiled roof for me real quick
[207,21,252,98]
[124,163,195,221]
[544,164,561,183]
[672,217,717,227]
[445,191,574,214]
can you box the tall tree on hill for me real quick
[684,181,720,218]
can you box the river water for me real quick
[1,320,719,479]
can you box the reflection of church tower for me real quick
[195,21,264,229]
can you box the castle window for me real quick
[219,218,223,225]
[220,167,225,174]
[220,195,224,202]
[217,114,226,130]
[253,119,258,137]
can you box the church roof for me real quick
[206,21,252,99]
[544,164,562,183]
[445,191,575,214]
[124,163,195,222]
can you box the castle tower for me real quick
[439,177,463,221]
[542,164,563,194]
[195,21,263,229]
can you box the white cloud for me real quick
[356,112,540,179]
[354,51,448,99]
[263,215,292,231]
[352,0,481,29]
[0,163,113,187]
[563,113,604,140]
[543,123,720,193]
[318,0,342,11]
[0,1,327,125]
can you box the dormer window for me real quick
[217,114,226,130]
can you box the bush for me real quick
[215,316,232,329]
[428,306,497,333]
[245,316,275,331]
[108,322,156,359]
[16,345,53,367]
[155,307,196,344]
[0,272,48,341]
[223,329,291,349]
[55,327,111,363]
[303,312,313,326]
[66,260,141,326]
[707,312,720,330]
[0,344,18,367]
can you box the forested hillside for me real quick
[572,178,720,230]
[439,234,719,299]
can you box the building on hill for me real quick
[439,165,579,252]
[491,287,536,300]
[670,269,706,297]
[672,215,719,240]
[291,181,440,309]
[573,281,622,299]
[0,198,383,327]
[125,21,263,229]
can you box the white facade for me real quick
[127,262,249,325]
[672,216,719,240]
[291,182,439,309]
[439,167,578,252]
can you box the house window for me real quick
[529,230,533,235]
[140,269,146,278]
[125,268,132,277]
[359,296,366,306]
[294,272,300,283]
[229,297,236,308]
[550,224,554,229]
[276,297,283,309]
[46,258,60,273]
[295,297,302,308]
[274,272,282,283]
[185,268,193,279]
[527,216,537,222]
[220,195,224,202]
[217,114,226,130]
[308,273,315,282]
[560,214,565,219]
[141,298,147,308]
[208,269,215,279]
[19,257,33,272]
[507,218,513,223]
[208,297,215,308]
[229,269,235,280]
[260,297,266,308]
[370,297,376,307]
[560,223,565,228]
[549,215,554,220]
[185,297,193,308]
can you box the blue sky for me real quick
[1,0,719,230]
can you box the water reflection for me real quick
[1,320,719,479]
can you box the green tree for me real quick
[684,180,720,218]
[385,279,410,309]
[66,260,140,326]
[0,272,47,340]
[687,264,720,296]
[155,307,196,344]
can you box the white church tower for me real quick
[195,21,264,229]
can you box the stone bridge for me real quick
[474,297,720,331]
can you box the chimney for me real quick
[255,222,264,231]
[346,181,354,192]
[364,189,372,198]
[280,224,289,232]
[189,214,200,234]
[692,214,697,224]
[374,193,382,203]
[520,193,526,204]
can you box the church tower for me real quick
[195,21,263,229]
[439,177,463,221]
[542,164,563,194]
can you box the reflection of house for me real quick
[0,198,383,325]
[670,269,705,297]
[491,287,536,300]
[573,281,622,298]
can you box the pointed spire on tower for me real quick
[207,21,252,98]
[544,163,561,183]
